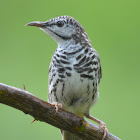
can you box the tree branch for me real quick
[0,83,120,140]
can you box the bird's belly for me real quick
[49,71,99,116]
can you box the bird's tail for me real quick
[62,130,82,140]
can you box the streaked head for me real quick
[26,16,90,45]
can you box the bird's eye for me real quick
[56,21,64,27]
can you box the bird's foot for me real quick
[85,113,108,140]
[51,102,62,112]
[99,121,108,140]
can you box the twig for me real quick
[0,83,120,140]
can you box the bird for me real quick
[26,16,108,140]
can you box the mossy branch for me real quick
[0,83,120,140]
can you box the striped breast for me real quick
[48,44,102,116]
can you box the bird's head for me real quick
[26,16,90,46]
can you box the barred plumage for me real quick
[27,15,107,140]
[48,43,101,113]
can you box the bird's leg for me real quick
[85,113,108,140]
[51,102,62,112]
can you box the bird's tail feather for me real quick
[62,130,82,140]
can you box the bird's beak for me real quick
[26,21,46,28]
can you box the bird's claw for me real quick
[99,122,108,140]
[52,102,62,112]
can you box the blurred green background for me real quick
[0,0,140,139]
